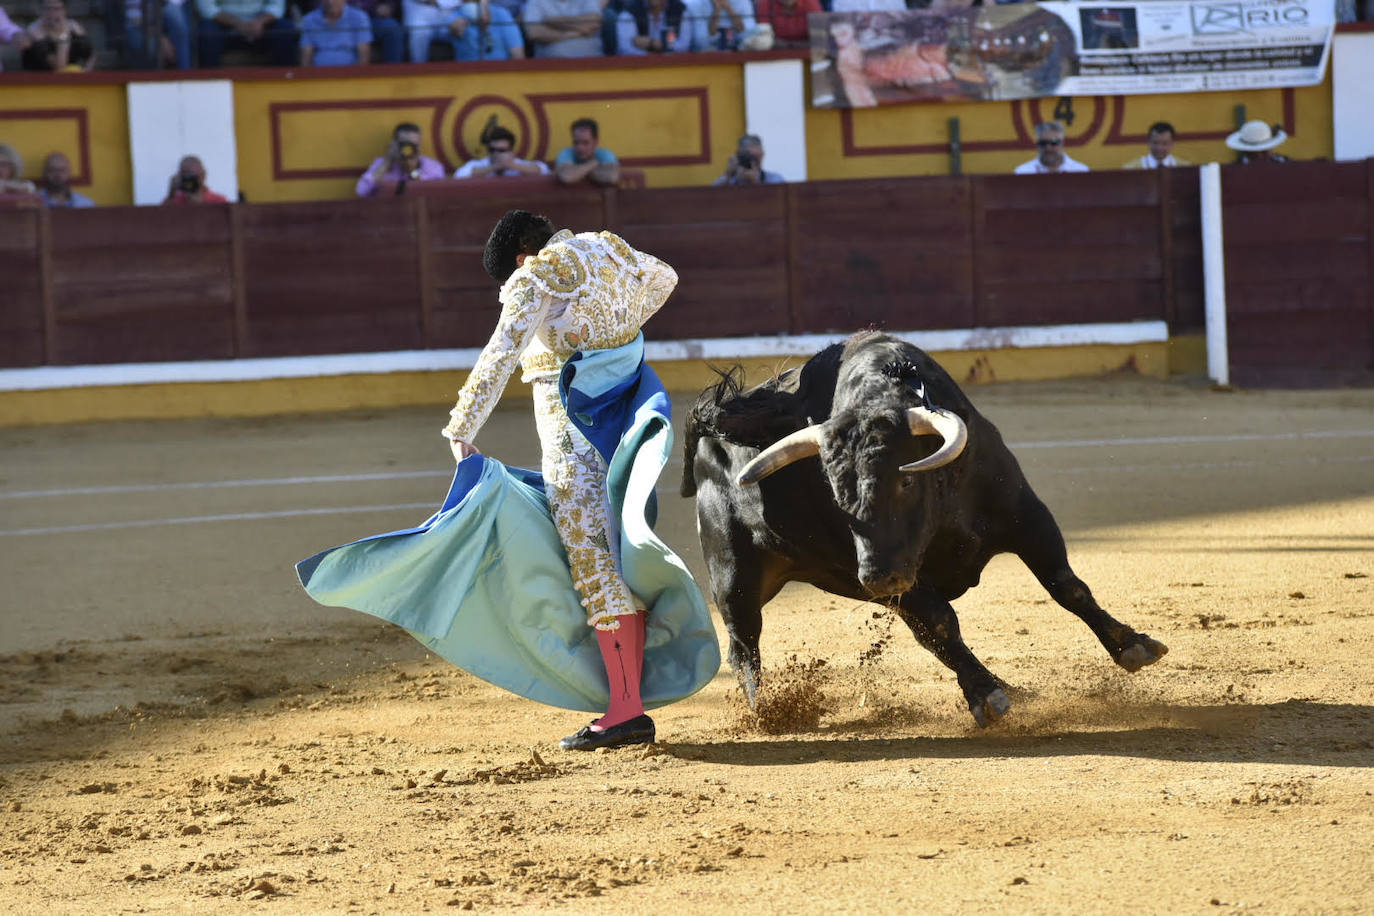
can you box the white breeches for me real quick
[532,378,639,631]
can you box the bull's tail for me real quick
[680,364,748,498]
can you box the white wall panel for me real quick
[127,80,238,205]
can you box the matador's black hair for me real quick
[483,209,556,282]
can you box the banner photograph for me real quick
[809,0,1335,108]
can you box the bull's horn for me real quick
[736,426,825,486]
[900,407,968,473]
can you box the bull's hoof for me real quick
[1116,636,1169,672]
[969,688,1011,728]
[734,668,761,709]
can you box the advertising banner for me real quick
[809,0,1335,108]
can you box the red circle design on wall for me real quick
[451,95,534,163]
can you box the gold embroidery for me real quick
[443,229,677,626]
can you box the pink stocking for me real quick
[592,611,645,730]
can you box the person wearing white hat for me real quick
[1225,120,1290,164]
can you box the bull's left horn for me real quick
[736,425,824,486]
[900,407,968,473]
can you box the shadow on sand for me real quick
[665,700,1374,770]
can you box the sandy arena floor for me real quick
[1,374,1372,914]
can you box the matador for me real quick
[443,210,680,750]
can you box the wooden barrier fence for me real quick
[2,164,1371,384]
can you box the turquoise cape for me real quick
[295,336,720,712]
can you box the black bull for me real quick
[680,331,1167,726]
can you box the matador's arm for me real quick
[635,249,679,319]
[442,274,552,443]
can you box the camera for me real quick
[179,173,201,193]
[397,141,419,158]
[735,151,755,170]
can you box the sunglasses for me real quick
[1037,138,1063,147]
[487,145,512,153]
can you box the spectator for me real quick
[1013,121,1089,174]
[401,0,463,63]
[297,0,405,63]
[713,133,784,185]
[753,0,821,49]
[299,0,373,64]
[355,122,446,196]
[831,0,903,9]
[109,0,193,69]
[0,144,38,197]
[195,0,299,67]
[447,0,526,60]
[524,0,605,58]
[616,0,691,53]
[38,152,94,207]
[22,0,95,71]
[554,117,620,186]
[162,156,230,203]
[1123,121,1190,169]
[1226,120,1291,164]
[0,7,34,70]
[684,0,754,51]
[454,126,549,178]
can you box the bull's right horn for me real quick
[736,426,825,486]
[900,406,968,473]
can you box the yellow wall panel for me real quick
[806,77,1333,179]
[0,84,131,205]
[230,64,746,201]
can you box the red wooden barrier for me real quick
[2,167,1369,384]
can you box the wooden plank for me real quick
[38,206,55,364]
[1159,167,1176,330]
[1224,199,1368,243]
[969,176,983,327]
[1223,240,1366,284]
[979,171,1160,210]
[980,245,1163,283]
[981,206,1161,247]
[980,279,1164,326]
[230,204,247,358]
[414,195,435,348]
[0,210,45,367]
[617,186,786,225]
[1368,157,1374,372]
[784,182,800,336]
[238,200,423,357]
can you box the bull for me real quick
[680,330,1167,726]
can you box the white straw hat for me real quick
[1225,120,1287,152]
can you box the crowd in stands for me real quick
[3,0,1362,72]
[0,113,1305,211]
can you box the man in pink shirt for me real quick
[0,8,33,69]
[356,122,447,197]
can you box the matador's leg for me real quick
[532,380,639,630]
[534,381,648,733]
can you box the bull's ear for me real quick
[736,425,825,486]
[900,407,967,473]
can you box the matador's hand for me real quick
[449,438,481,464]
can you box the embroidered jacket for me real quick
[443,229,678,442]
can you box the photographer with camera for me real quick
[355,122,446,197]
[712,134,785,186]
[162,156,229,205]
[454,125,550,179]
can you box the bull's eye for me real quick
[899,475,917,492]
